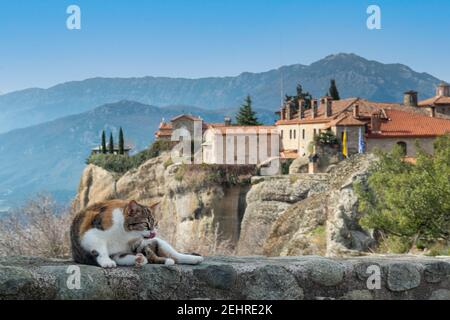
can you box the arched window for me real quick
[397,141,407,156]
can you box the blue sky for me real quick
[0,0,449,93]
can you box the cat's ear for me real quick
[149,202,160,211]
[127,200,139,216]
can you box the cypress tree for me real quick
[236,95,261,126]
[108,133,114,154]
[101,130,107,154]
[328,79,340,100]
[118,127,125,155]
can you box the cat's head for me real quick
[123,200,158,239]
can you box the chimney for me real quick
[326,99,332,117]
[403,91,418,107]
[320,97,333,117]
[311,99,318,119]
[224,116,232,126]
[353,104,359,118]
[430,107,436,118]
[299,99,305,119]
[371,111,382,133]
[286,102,292,120]
[437,82,450,97]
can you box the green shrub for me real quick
[86,154,134,174]
[163,158,174,169]
[281,159,293,175]
[377,235,412,254]
[426,243,450,257]
[356,133,450,253]
[314,130,339,146]
[86,140,172,174]
[173,164,256,189]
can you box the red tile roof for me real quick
[158,122,172,129]
[418,95,450,107]
[276,98,358,125]
[171,114,202,122]
[324,114,366,129]
[368,109,450,138]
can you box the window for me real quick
[281,130,283,138]
[313,129,317,137]
[397,141,407,156]
[302,129,305,140]
[293,130,296,139]
[289,130,292,139]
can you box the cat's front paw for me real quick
[135,253,148,267]
[98,257,117,268]
[164,258,175,266]
[192,256,204,265]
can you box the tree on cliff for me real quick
[118,127,125,155]
[328,79,340,100]
[356,133,450,253]
[101,130,107,154]
[236,95,261,126]
[108,133,114,154]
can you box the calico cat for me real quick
[70,200,203,268]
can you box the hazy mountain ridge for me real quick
[0,53,443,133]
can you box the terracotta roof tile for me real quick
[159,122,172,129]
[418,95,450,106]
[171,114,202,122]
[276,98,359,125]
[324,114,366,128]
[368,109,450,138]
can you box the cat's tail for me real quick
[156,238,204,265]
[70,211,98,266]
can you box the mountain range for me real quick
[0,53,446,209]
[0,53,443,134]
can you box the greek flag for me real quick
[358,127,366,154]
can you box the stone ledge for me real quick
[0,255,449,300]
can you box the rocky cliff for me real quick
[72,154,249,254]
[72,152,377,257]
[237,154,377,257]
[1,255,449,300]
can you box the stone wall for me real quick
[0,256,448,300]
[367,137,435,157]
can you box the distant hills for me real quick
[0,101,276,207]
[0,53,443,134]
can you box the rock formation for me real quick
[72,152,377,257]
[237,154,377,257]
[73,153,248,254]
